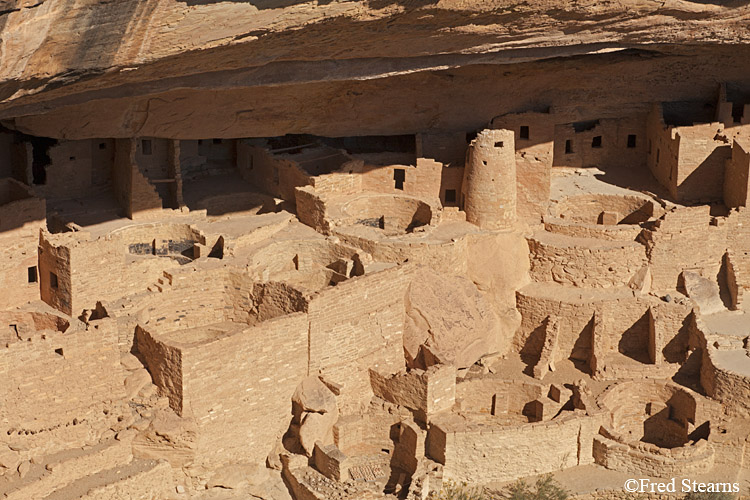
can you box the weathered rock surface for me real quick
[682,270,726,315]
[0,1,749,138]
[404,267,501,369]
[292,376,337,414]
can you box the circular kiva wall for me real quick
[593,380,715,477]
[551,194,662,226]
[337,193,434,234]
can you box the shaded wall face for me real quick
[39,237,73,315]
[724,139,750,208]
[674,126,730,202]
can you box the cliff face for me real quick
[0,0,749,138]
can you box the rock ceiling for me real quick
[0,0,749,138]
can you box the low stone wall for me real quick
[543,217,644,241]
[527,232,646,288]
[593,433,715,477]
[427,410,603,484]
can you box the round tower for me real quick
[461,129,517,229]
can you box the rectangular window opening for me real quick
[494,141,504,148]
[445,189,457,203]
[50,272,59,289]
[591,136,602,148]
[99,142,107,150]
[393,168,406,190]
[141,139,152,155]
[627,134,637,148]
[213,138,222,145]
[565,140,572,154]
[520,126,529,140]
[27,266,37,283]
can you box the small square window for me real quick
[520,126,529,140]
[141,139,152,155]
[28,266,37,283]
[591,136,602,148]
[494,141,504,148]
[445,189,457,203]
[627,135,637,148]
[99,142,107,150]
[213,138,222,145]
[50,272,59,289]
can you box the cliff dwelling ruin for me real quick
[0,1,750,499]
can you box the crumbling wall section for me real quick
[0,318,124,431]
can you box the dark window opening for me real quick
[50,272,59,289]
[520,126,529,140]
[565,140,573,154]
[54,348,64,357]
[69,156,75,161]
[27,266,37,283]
[732,103,745,124]
[30,136,57,185]
[213,138,222,145]
[591,136,602,148]
[394,168,405,190]
[198,139,203,145]
[445,189,457,203]
[482,160,487,166]
[627,134,637,148]
[141,139,152,155]
[495,141,504,148]
[99,142,107,150]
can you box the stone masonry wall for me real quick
[725,137,750,208]
[182,312,309,466]
[429,411,600,484]
[0,318,124,431]
[308,264,412,412]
